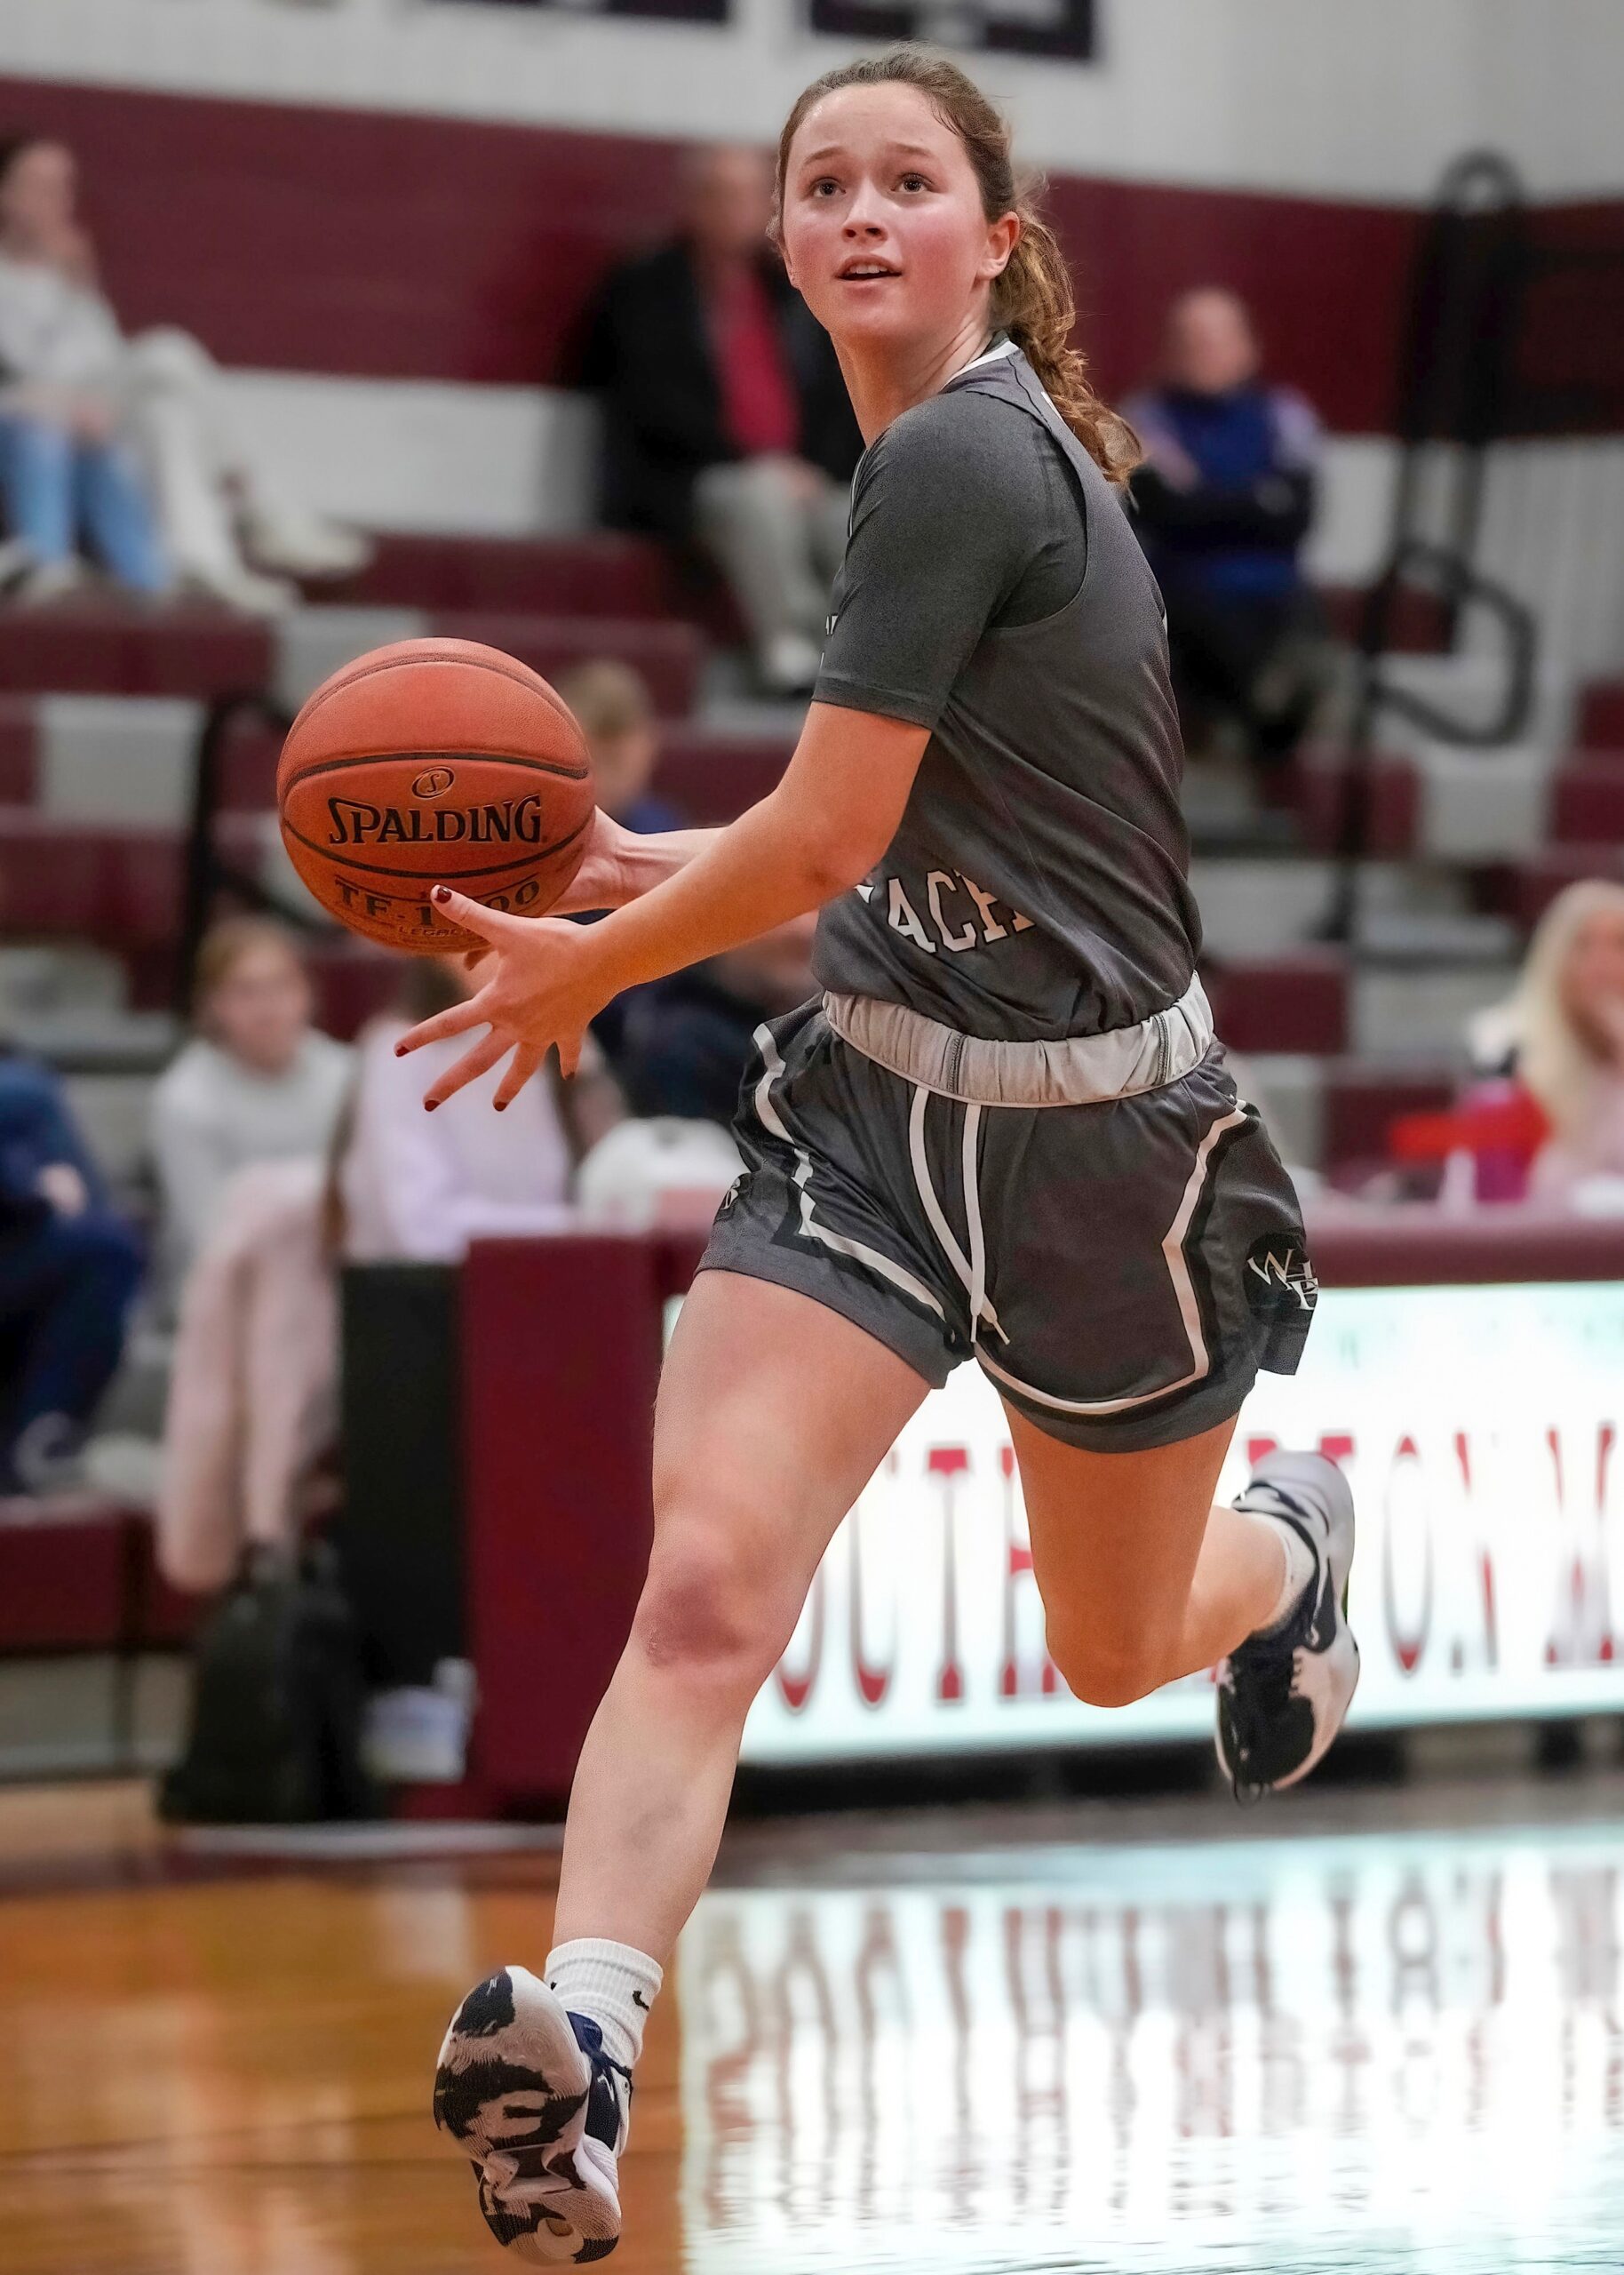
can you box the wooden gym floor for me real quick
[3,1770,1624,2273]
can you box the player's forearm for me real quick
[587,791,860,996]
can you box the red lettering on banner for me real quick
[1454,1432,1499,1671]
[1382,1434,1432,1674]
[1545,1424,1617,1668]
[776,1567,824,1712]
[1319,1434,1355,1469]
[928,1446,970,1703]
[850,1454,898,1709]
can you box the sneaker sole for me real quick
[434,1965,621,2263]
[1218,1451,1361,1796]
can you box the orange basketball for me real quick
[276,637,595,954]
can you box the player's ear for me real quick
[982,210,1021,284]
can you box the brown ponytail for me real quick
[774,48,1139,483]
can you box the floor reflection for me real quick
[680,1818,1624,2271]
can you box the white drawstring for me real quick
[909,1085,1007,1346]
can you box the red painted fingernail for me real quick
[424,1099,438,1113]
[394,1042,407,1058]
[494,1100,507,1113]
[432,885,452,904]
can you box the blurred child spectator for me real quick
[1126,288,1329,778]
[0,1037,141,1490]
[553,659,681,838]
[554,659,682,1063]
[151,918,350,1300]
[581,142,862,697]
[0,132,368,612]
[1490,881,1624,1212]
[156,955,623,1592]
[616,911,816,1125]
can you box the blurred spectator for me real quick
[617,912,816,1124]
[553,659,681,838]
[156,955,624,1591]
[554,659,683,1064]
[0,1037,141,1490]
[151,918,351,1300]
[339,954,625,1261]
[581,142,862,697]
[0,133,368,613]
[1126,288,1330,778]
[1500,881,1624,1212]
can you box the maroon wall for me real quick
[0,74,1418,430]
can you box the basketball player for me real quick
[410,52,1357,2263]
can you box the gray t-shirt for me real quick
[812,341,1200,1043]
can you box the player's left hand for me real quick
[395,886,607,1109]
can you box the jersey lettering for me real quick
[961,878,1007,943]
[927,873,977,953]
[887,879,936,954]
[876,868,1033,955]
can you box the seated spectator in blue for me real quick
[151,918,351,1302]
[580,143,862,698]
[616,912,816,1126]
[1125,288,1328,776]
[0,1039,141,1491]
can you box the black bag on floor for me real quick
[159,1541,377,1825]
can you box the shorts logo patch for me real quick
[717,1173,748,1218]
[1245,1236,1318,1319]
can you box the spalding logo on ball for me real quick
[276,637,596,953]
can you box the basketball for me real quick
[276,637,595,954]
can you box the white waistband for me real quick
[821,975,1214,1107]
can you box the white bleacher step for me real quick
[64,1069,163,1192]
[1412,741,1556,862]
[1190,856,1467,956]
[37,696,202,826]
[11,1010,181,1076]
[0,942,130,1022]
[1353,962,1514,1058]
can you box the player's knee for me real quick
[1046,1622,1171,1711]
[632,1521,787,1695]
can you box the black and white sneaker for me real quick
[434,1966,629,2263]
[1215,1450,1359,1802]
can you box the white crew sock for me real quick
[545,1937,664,2076]
[1235,1498,1318,1636]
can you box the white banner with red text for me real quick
[736,1280,1624,1763]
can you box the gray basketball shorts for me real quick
[697,999,1316,1454]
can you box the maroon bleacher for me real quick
[1322,1060,1458,1172]
[1577,682,1624,749]
[1286,747,1420,857]
[1504,843,1624,930]
[1548,754,1624,842]
[327,532,671,620]
[1203,948,1349,1055]
[0,601,272,699]
[0,1499,196,1655]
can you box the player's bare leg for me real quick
[1007,1409,1358,1799]
[434,1273,928,2262]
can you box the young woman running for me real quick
[413,51,1358,2264]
